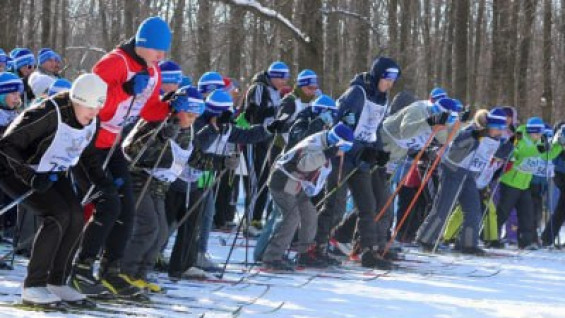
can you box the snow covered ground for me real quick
[1,228,565,318]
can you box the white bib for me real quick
[276,133,332,197]
[146,139,193,182]
[0,109,18,128]
[353,86,386,143]
[31,99,97,172]
[383,124,432,150]
[457,137,500,172]
[518,157,555,177]
[204,125,234,155]
[475,160,503,190]
[100,52,158,134]
[178,166,203,183]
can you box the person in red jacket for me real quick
[70,16,173,299]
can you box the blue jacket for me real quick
[336,57,401,169]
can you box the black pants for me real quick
[249,140,280,222]
[315,157,348,246]
[542,172,565,245]
[167,187,204,277]
[0,175,83,287]
[530,183,544,229]
[496,183,537,247]
[214,172,238,228]
[396,185,427,242]
[75,149,134,268]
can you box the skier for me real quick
[416,109,511,254]
[0,49,8,72]
[158,60,183,94]
[262,123,354,271]
[120,85,206,293]
[243,61,290,234]
[33,48,62,79]
[70,16,173,297]
[0,73,106,306]
[9,48,36,106]
[47,78,72,97]
[0,72,23,133]
[494,117,563,249]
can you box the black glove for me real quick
[323,146,340,159]
[471,129,484,140]
[360,147,378,164]
[158,121,180,141]
[31,173,58,193]
[376,151,390,167]
[217,111,233,125]
[426,112,449,127]
[266,120,285,134]
[537,143,548,154]
[461,109,471,122]
[95,177,119,196]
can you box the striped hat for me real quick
[38,48,61,65]
[297,69,318,87]
[173,85,205,115]
[205,89,233,115]
[429,87,447,102]
[0,49,7,64]
[0,72,24,95]
[9,48,36,70]
[28,72,56,97]
[327,122,354,151]
[526,117,545,134]
[198,71,225,94]
[48,78,72,96]
[311,94,337,115]
[486,108,508,130]
[180,75,192,87]
[267,61,290,79]
[158,60,183,84]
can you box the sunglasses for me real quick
[25,65,36,70]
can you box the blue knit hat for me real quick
[0,49,7,64]
[297,69,318,87]
[486,108,508,130]
[327,122,354,151]
[198,72,225,94]
[267,61,290,79]
[432,98,460,113]
[526,117,545,134]
[544,123,554,138]
[205,89,233,115]
[10,48,36,70]
[382,67,400,81]
[430,87,447,102]
[311,94,337,115]
[180,75,193,87]
[158,60,183,84]
[173,85,205,115]
[48,78,72,96]
[38,48,61,65]
[135,17,172,51]
[0,72,24,95]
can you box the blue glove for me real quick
[343,112,356,126]
[319,111,334,126]
[123,70,150,95]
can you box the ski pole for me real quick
[0,190,33,216]
[374,125,445,223]
[381,121,460,257]
[128,115,171,169]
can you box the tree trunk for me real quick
[196,0,212,76]
[388,0,398,57]
[453,0,469,102]
[279,0,295,70]
[298,0,323,87]
[124,0,136,38]
[41,0,52,47]
[542,0,553,122]
[517,0,536,111]
[227,6,245,80]
[470,0,485,106]
[353,0,370,73]
[170,0,186,62]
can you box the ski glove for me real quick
[376,151,391,167]
[343,112,356,126]
[266,119,285,134]
[460,109,471,122]
[217,111,233,125]
[31,173,58,193]
[537,143,548,154]
[426,112,449,127]
[359,147,378,164]
[319,111,334,126]
[159,121,180,141]
[224,155,240,170]
[123,70,150,96]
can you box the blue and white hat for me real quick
[297,69,318,87]
[135,16,172,51]
[430,98,460,113]
[544,123,554,138]
[382,67,400,81]
[48,78,72,96]
[38,48,61,65]
[0,49,7,64]
[0,72,24,95]
[205,89,233,115]
[430,87,447,102]
[311,94,337,115]
[486,108,508,130]
[173,85,205,115]
[267,61,290,79]
[10,48,36,71]
[526,117,545,134]
[327,122,354,151]
[158,60,183,84]
[180,75,193,87]
[198,71,225,95]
